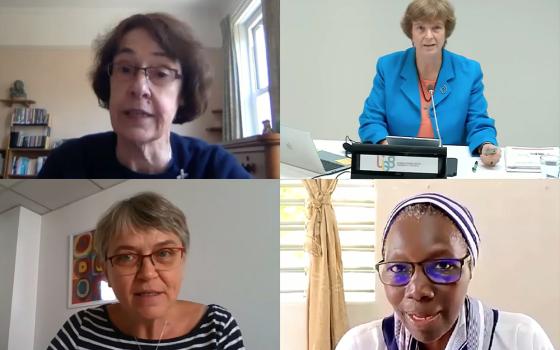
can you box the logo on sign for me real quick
[377,155,395,171]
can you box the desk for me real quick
[281,140,549,179]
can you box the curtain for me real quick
[303,179,349,350]
[220,15,243,141]
[261,0,280,131]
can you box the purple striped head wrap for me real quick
[381,193,480,266]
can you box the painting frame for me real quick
[67,229,115,308]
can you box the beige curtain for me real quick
[303,179,349,350]
[261,0,280,131]
[220,15,243,141]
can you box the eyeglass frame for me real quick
[106,62,183,86]
[105,247,186,274]
[375,254,471,286]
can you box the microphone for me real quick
[428,85,442,147]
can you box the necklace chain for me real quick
[134,320,168,350]
[415,58,440,103]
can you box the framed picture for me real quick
[68,229,116,308]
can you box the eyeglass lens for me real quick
[378,258,463,286]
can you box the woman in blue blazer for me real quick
[358,0,501,166]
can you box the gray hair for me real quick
[94,192,190,259]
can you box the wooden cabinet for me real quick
[223,133,280,178]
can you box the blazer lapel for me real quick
[400,48,420,110]
[434,49,454,107]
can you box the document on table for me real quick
[505,146,560,172]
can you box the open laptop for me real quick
[386,136,441,147]
[281,126,350,174]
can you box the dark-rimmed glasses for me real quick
[375,254,471,286]
[107,63,182,86]
[106,247,185,275]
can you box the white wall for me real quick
[0,6,223,48]
[8,207,41,350]
[34,180,279,350]
[281,0,560,147]
[0,206,42,350]
[0,208,20,350]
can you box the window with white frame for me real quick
[280,180,376,303]
[233,0,272,137]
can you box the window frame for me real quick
[280,181,377,303]
[232,0,271,137]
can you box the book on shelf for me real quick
[10,155,48,176]
[11,134,49,148]
[11,107,49,125]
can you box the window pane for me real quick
[332,183,375,201]
[280,204,306,222]
[281,271,307,292]
[343,272,375,291]
[341,251,375,269]
[280,184,307,201]
[254,23,269,89]
[280,230,305,246]
[281,292,307,302]
[280,250,306,269]
[339,230,375,247]
[256,91,272,127]
[334,206,375,223]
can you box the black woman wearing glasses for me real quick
[48,192,245,349]
[336,193,553,350]
[38,13,250,179]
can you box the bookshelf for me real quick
[0,149,5,179]
[1,98,51,178]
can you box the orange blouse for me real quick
[417,79,435,138]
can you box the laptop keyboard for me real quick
[321,160,342,171]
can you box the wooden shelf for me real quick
[0,99,36,107]
[6,175,37,179]
[211,109,223,114]
[8,148,50,152]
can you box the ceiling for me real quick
[0,179,124,215]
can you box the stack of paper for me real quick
[505,147,560,172]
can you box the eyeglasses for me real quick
[106,247,185,275]
[375,254,471,286]
[107,63,182,86]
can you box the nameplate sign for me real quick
[359,154,440,173]
[344,143,447,179]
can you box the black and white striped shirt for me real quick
[48,304,245,349]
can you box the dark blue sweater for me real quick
[37,132,251,179]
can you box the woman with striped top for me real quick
[48,192,245,350]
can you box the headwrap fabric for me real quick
[381,193,481,265]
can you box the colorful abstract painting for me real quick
[68,230,115,308]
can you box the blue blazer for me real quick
[358,48,498,154]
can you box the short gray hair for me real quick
[94,192,189,259]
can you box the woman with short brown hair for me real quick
[38,13,250,179]
[358,0,502,167]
